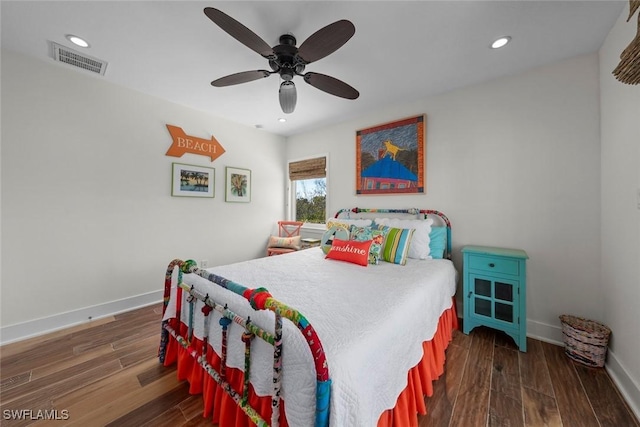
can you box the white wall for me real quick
[599,5,640,415]
[288,53,602,344]
[1,50,286,340]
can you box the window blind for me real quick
[288,157,326,180]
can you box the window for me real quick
[289,156,326,224]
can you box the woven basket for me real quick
[559,315,611,368]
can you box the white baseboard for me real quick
[527,318,564,346]
[0,290,163,346]
[605,349,640,420]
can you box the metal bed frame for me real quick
[158,207,451,426]
[159,259,330,427]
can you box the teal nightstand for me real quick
[462,245,529,351]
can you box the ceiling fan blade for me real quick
[204,8,275,59]
[303,72,359,100]
[211,70,272,87]
[297,20,356,64]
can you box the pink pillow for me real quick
[325,238,373,266]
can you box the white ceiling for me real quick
[1,1,625,136]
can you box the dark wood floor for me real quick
[422,325,638,427]
[1,304,637,426]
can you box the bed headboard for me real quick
[333,207,452,260]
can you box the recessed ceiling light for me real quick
[491,36,511,49]
[278,118,287,123]
[66,34,90,48]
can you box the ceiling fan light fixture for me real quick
[279,81,297,114]
[491,36,511,49]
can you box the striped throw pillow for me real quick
[381,227,415,265]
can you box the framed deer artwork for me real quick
[356,115,426,195]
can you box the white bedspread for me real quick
[163,247,457,427]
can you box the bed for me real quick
[159,208,458,427]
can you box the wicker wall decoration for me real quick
[613,0,640,84]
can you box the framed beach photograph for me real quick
[171,163,215,198]
[356,115,426,195]
[225,166,251,203]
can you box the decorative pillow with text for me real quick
[325,238,373,266]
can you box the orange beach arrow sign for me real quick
[165,125,225,162]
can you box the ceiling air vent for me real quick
[50,41,108,75]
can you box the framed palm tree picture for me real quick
[171,163,214,198]
[225,166,251,203]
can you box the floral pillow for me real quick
[349,225,388,265]
[349,225,373,241]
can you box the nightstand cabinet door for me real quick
[462,246,528,352]
[469,274,518,324]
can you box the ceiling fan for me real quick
[204,7,360,114]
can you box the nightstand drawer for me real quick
[468,254,519,276]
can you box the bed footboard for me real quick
[158,259,331,427]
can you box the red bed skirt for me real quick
[377,302,458,427]
[163,301,458,426]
